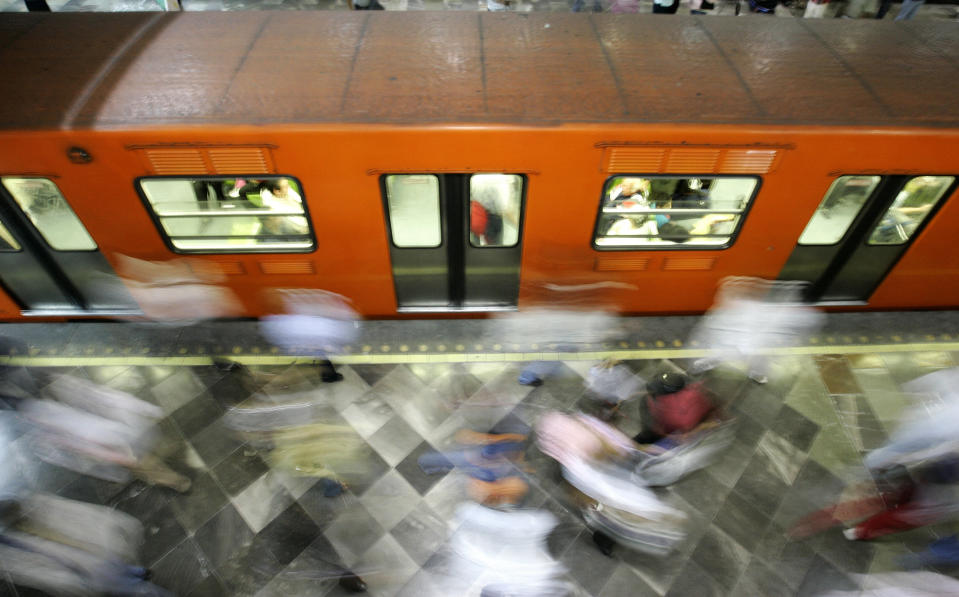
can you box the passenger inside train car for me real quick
[869,176,953,245]
[469,174,522,247]
[594,176,757,248]
[137,176,314,252]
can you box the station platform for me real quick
[1,311,959,596]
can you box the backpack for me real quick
[470,201,489,238]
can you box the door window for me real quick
[798,176,880,245]
[867,176,954,245]
[385,174,442,248]
[469,174,523,248]
[1,177,97,251]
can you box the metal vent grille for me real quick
[720,149,779,174]
[258,261,315,275]
[606,148,666,173]
[139,146,276,175]
[603,146,782,174]
[145,149,209,175]
[661,257,716,271]
[207,148,272,174]
[665,149,722,173]
[196,261,246,276]
[594,257,651,271]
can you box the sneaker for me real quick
[322,372,344,383]
[593,530,616,556]
[843,527,861,541]
[338,571,368,593]
[748,372,769,384]
[518,377,543,387]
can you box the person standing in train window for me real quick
[607,178,650,205]
[470,186,518,246]
[260,179,308,236]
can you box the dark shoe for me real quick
[518,377,543,387]
[593,531,616,557]
[320,478,344,497]
[691,8,707,13]
[212,357,244,373]
[339,571,368,593]
[322,372,344,383]
[701,0,715,7]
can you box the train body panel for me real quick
[0,14,957,319]
[1,123,958,317]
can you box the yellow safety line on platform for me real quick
[1,341,958,367]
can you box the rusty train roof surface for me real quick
[1,12,958,130]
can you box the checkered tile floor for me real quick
[3,348,959,596]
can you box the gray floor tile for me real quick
[366,415,424,467]
[733,452,790,519]
[664,559,725,597]
[231,471,296,533]
[151,538,219,597]
[796,555,859,597]
[770,405,821,452]
[731,557,794,597]
[558,527,623,596]
[690,525,751,592]
[391,502,451,566]
[714,490,770,552]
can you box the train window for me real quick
[593,176,758,249]
[0,177,97,251]
[384,174,442,248]
[469,174,523,248]
[137,177,314,253]
[867,176,954,246]
[798,176,881,245]
[0,219,20,251]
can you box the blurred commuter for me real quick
[419,429,530,506]
[260,288,360,383]
[113,254,244,323]
[20,375,190,492]
[0,492,170,596]
[449,503,573,596]
[633,370,714,444]
[537,411,689,556]
[584,358,643,420]
[486,307,620,386]
[895,0,923,18]
[690,277,823,384]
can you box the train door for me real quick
[0,177,139,315]
[779,175,957,303]
[381,173,526,311]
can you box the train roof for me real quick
[1,12,958,131]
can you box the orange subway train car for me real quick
[0,12,957,319]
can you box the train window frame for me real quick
[591,174,761,251]
[798,175,882,247]
[866,175,956,246]
[381,174,445,249]
[0,177,98,252]
[0,219,22,252]
[135,175,317,255]
[468,173,526,249]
